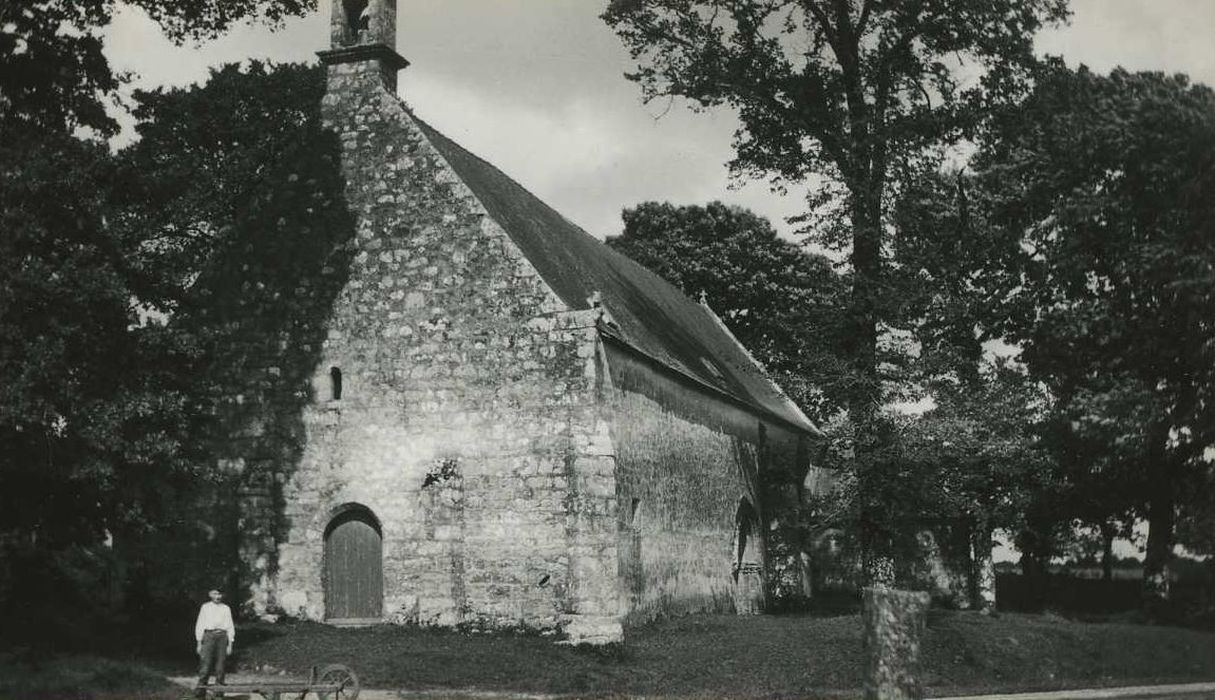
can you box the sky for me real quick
[103,0,1215,243]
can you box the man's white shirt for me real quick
[194,601,235,645]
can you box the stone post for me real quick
[862,587,930,700]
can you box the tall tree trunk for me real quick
[1016,517,1053,611]
[1017,550,1046,611]
[1143,423,1174,606]
[970,518,996,611]
[849,185,893,588]
[1143,471,1174,605]
[1100,520,1115,583]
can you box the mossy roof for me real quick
[413,116,819,436]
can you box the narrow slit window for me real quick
[330,367,343,401]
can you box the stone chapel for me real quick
[212,0,823,645]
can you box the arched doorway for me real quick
[324,504,383,621]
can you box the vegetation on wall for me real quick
[0,0,319,644]
[114,61,355,605]
[0,59,353,640]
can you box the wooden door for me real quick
[324,512,383,620]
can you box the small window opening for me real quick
[330,367,343,401]
[629,498,641,526]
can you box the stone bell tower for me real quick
[317,0,409,92]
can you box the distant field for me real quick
[1058,567,1145,581]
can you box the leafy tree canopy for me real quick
[0,124,190,547]
[113,60,350,459]
[814,359,1057,589]
[0,62,339,558]
[0,0,314,135]
[603,0,1070,584]
[101,62,354,604]
[978,65,1215,590]
[603,0,1069,210]
[898,63,1215,593]
[115,62,332,311]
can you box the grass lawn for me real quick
[202,610,1215,698]
[0,653,184,700]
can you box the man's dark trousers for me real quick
[197,629,229,690]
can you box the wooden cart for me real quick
[198,664,359,700]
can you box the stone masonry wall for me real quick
[602,342,806,624]
[244,59,621,642]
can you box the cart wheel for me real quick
[317,664,360,700]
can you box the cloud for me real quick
[103,0,1215,241]
[1036,0,1215,88]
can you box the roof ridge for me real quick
[406,112,712,310]
[697,297,819,435]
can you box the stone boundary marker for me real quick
[934,681,1215,700]
[863,587,932,700]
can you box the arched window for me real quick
[330,367,343,401]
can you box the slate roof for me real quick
[413,116,820,436]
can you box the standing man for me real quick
[194,588,235,696]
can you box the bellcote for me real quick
[318,0,409,89]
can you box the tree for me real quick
[814,360,1056,607]
[606,201,848,421]
[0,121,207,646]
[602,0,1070,584]
[0,127,129,547]
[0,0,321,544]
[0,0,316,634]
[0,0,312,135]
[0,0,318,548]
[905,367,1055,608]
[115,62,334,309]
[938,64,1215,601]
[110,62,354,601]
[892,169,1095,594]
[0,59,346,633]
